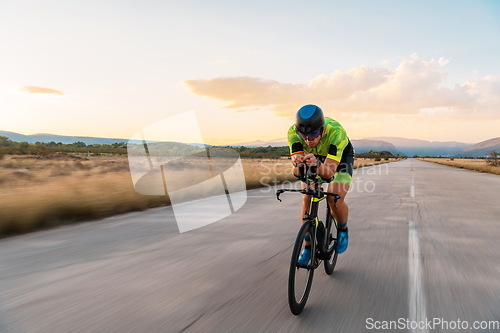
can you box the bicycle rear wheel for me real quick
[324,206,338,275]
[288,222,315,315]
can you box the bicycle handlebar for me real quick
[295,163,317,179]
[275,188,341,202]
[276,164,340,202]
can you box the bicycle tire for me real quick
[324,207,338,275]
[288,222,315,315]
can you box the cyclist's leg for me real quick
[328,140,354,229]
[300,182,312,247]
[327,176,351,253]
[327,177,350,227]
[296,182,314,267]
[327,142,354,254]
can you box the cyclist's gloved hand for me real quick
[303,153,317,167]
[292,154,307,168]
[303,154,318,178]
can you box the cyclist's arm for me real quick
[319,127,349,179]
[289,131,306,177]
[291,152,306,177]
[298,153,337,179]
[318,158,338,179]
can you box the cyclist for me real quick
[288,104,354,266]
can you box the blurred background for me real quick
[0,0,499,332]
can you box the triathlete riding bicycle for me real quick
[288,104,354,266]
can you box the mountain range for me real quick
[1,130,499,157]
[0,131,133,145]
[453,137,500,158]
[231,136,500,157]
[362,137,471,157]
[232,138,398,154]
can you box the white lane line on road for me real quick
[410,186,415,198]
[408,220,429,333]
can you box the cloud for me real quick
[185,54,500,119]
[20,86,64,95]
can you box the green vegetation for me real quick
[0,136,127,156]
[1,137,406,161]
[355,150,400,159]
[232,147,403,159]
[232,146,290,159]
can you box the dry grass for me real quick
[242,159,295,189]
[0,155,165,236]
[0,154,397,236]
[353,158,395,168]
[0,173,167,235]
[420,158,500,175]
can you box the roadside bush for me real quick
[486,151,499,166]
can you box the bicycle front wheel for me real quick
[288,222,315,315]
[324,207,338,275]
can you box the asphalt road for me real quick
[1,159,499,333]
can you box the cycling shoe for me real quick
[297,248,311,266]
[336,228,349,253]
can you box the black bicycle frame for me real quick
[276,168,340,269]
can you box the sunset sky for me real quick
[1,0,499,145]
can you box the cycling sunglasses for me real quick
[299,129,321,141]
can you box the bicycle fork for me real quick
[301,196,325,270]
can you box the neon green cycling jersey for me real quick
[288,117,350,162]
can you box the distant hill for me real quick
[454,137,500,157]
[231,137,400,154]
[364,137,470,156]
[0,130,207,146]
[350,139,399,154]
[3,130,496,157]
[229,139,283,147]
[231,136,483,157]
[0,130,134,145]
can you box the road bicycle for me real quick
[276,166,341,315]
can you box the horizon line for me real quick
[0,129,491,146]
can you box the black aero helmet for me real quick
[295,104,324,135]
